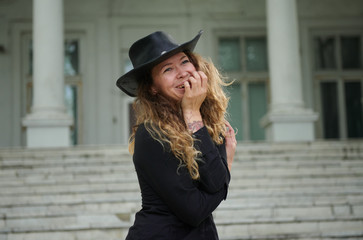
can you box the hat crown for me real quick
[129,31,179,69]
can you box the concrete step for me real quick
[218,221,363,240]
[0,230,127,240]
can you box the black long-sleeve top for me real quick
[125,123,231,240]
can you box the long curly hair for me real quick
[128,51,230,180]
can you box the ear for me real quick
[151,86,158,95]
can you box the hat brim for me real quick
[116,30,203,97]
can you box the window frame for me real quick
[214,30,270,141]
[312,29,363,140]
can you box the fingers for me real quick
[181,71,208,113]
[225,121,234,135]
[186,71,207,92]
[225,121,237,144]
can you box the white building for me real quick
[0,0,362,148]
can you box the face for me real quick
[151,52,196,102]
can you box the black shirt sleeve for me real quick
[193,127,231,195]
[133,124,230,227]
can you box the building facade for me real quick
[0,0,362,147]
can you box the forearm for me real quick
[193,127,230,194]
[183,110,204,133]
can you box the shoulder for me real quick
[133,123,173,170]
[134,123,148,139]
[134,123,166,155]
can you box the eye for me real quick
[163,67,172,73]
[182,59,190,64]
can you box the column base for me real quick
[261,109,318,142]
[22,112,73,148]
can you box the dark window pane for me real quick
[28,40,33,75]
[341,36,361,70]
[65,85,78,145]
[245,37,268,71]
[218,38,241,72]
[226,83,243,141]
[314,37,336,70]
[321,82,339,139]
[65,40,79,76]
[345,81,363,138]
[248,82,267,140]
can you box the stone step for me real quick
[0,214,129,234]
[1,182,361,199]
[1,175,362,197]
[0,229,127,240]
[2,158,362,178]
[214,204,363,220]
[0,191,141,208]
[1,180,361,198]
[217,220,363,240]
[3,155,363,174]
[0,202,138,219]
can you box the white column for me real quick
[261,0,317,142]
[22,0,72,148]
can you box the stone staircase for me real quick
[0,141,363,240]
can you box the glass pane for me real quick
[218,38,241,72]
[248,82,267,140]
[245,37,268,71]
[65,85,78,145]
[345,81,363,138]
[314,36,336,70]
[226,83,243,141]
[320,82,339,139]
[341,36,361,70]
[64,40,79,76]
[28,40,33,75]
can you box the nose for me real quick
[176,66,189,79]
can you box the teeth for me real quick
[177,85,184,89]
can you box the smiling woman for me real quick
[115,30,237,239]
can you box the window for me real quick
[218,33,269,141]
[314,36,336,70]
[313,31,363,139]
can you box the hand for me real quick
[181,71,208,114]
[225,121,236,171]
[182,71,208,132]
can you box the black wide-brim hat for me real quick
[116,30,203,97]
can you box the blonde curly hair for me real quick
[128,51,230,180]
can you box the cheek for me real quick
[187,63,197,72]
[152,75,171,92]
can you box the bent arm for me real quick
[133,125,229,227]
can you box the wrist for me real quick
[183,110,204,133]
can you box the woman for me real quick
[116,30,236,240]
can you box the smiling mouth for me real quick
[176,84,185,89]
